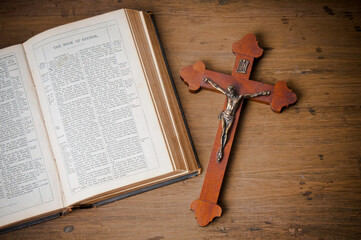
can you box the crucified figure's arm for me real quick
[203,78,227,95]
[239,90,271,100]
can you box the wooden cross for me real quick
[180,34,297,226]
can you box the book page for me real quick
[0,45,63,228]
[23,9,174,205]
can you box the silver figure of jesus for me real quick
[203,78,271,162]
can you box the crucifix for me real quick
[180,34,297,226]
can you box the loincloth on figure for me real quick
[218,111,234,124]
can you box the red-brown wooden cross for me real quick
[180,34,297,226]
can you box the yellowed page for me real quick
[0,45,63,228]
[23,9,174,206]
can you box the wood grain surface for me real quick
[1,0,361,239]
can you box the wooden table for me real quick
[1,0,361,239]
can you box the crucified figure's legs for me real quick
[217,116,233,162]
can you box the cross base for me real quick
[190,200,222,226]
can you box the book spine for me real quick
[0,212,63,234]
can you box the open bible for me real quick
[0,9,200,232]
